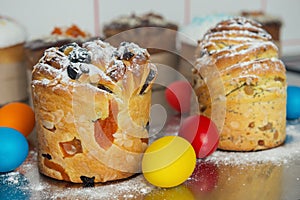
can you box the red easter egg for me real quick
[186,161,219,193]
[178,115,219,158]
[165,81,192,113]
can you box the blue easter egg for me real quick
[287,86,300,120]
[0,127,29,173]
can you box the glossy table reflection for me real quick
[1,115,300,200]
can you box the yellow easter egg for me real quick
[142,136,196,188]
[145,185,195,200]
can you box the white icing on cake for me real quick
[0,16,26,48]
[42,25,90,42]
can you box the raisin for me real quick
[97,84,113,93]
[274,76,284,82]
[68,47,91,63]
[67,65,81,80]
[145,121,150,132]
[200,105,207,113]
[141,138,149,144]
[248,122,255,128]
[42,153,52,160]
[139,84,149,95]
[258,140,265,146]
[80,176,95,187]
[139,69,156,95]
[122,51,134,61]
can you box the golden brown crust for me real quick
[192,17,286,151]
[32,40,157,183]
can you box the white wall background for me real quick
[1,0,300,56]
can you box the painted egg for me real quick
[0,102,35,137]
[145,185,195,200]
[287,86,300,120]
[165,81,192,113]
[178,115,219,158]
[0,127,29,173]
[186,161,219,193]
[142,136,196,188]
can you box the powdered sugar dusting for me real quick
[206,122,300,166]
[1,148,155,200]
[49,176,154,200]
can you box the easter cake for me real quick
[0,16,27,105]
[192,17,286,151]
[103,12,178,54]
[31,39,157,183]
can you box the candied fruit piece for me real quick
[66,25,87,38]
[44,158,70,181]
[51,27,63,35]
[59,138,83,158]
[94,101,118,150]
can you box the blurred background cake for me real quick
[103,12,178,55]
[25,25,91,69]
[0,16,27,105]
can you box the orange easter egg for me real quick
[0,102,35,137]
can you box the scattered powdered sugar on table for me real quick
[206,122,300,165]
[46,175,154,200]
[1,148,155,200]
[1,119,299,199]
